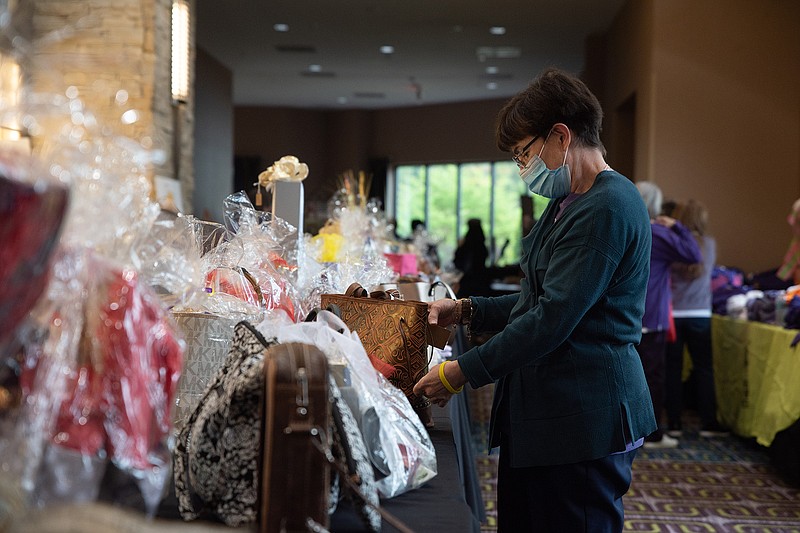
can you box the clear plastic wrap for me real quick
[130,213,209,310]
[19,92,164,265]
[307,180,397,297]
[0,12,193,522]
[210,191,303,320]
[256,309,437,498]
[3,249,183,515]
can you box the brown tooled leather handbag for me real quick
[320,283,450,427]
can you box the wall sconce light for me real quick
[171,0,190,103]
[0,53,29,154]
[0,54,21,140]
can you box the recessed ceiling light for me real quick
[485,66,499,74]
[486,82,498,90]
[308,64,322,72]
[337,96,348,104]
[476,46,521,61]
[489,26,506,35]
[379,45,395,55]
[273,23,289,32]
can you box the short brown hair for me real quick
[495,68,605,155]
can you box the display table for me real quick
[13,403,482,533]
[712,315,800,446]
[329,403,482,532]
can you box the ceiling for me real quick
[196,0,626,110]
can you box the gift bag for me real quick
[14,254,183,514]
[320,283,449,426]
[170,266,267,428]
[169,312,243,428]
[174,322,275,526]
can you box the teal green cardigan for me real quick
[458,170,657,467]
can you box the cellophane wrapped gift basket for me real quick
[0,90,190,518]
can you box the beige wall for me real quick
[598,0,800,273]
[194,48,232,222]
[598,0,655,182]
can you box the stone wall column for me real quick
[14,0,194,211]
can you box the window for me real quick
[392,161,549,268]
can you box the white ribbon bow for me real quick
[255,155,309,191]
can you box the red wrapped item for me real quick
[94,261,182,470]
[24,253,183,481]
[259,251,298,320]
[205,266,264,308]
[0,173,69,350]
[205,260,297,321]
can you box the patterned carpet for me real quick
[466,384,800,533]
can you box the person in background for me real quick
[405,219,442,275]
[414,68,656,532]
[777,198,800,285]
[635,182,702,449]
[453,218,490,297]
[665,199,728,438]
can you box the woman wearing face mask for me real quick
[414,68,656,532]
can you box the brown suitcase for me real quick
[260,342,331,533]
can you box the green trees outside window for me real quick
[393,161,549,268]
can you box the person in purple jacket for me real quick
[665,199,729,438]
[636,181,702,448]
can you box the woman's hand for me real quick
[654,215,677,228]
[413,361,467,407]
[427,298,459,327]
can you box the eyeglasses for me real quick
[512,136,539,168]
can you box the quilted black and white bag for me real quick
[172,320,381,531]
[173,321,273,526]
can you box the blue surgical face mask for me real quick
[519,132,571,198]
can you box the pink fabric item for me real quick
[384,252,418,276]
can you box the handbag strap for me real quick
[240,267,266,308]
[369,288,401,300]
[345,282,403,301]
[310,431,416,533]
[428,279,457,300]
[303,304,343,323]
[345,282,369,298]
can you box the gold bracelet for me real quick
[438,361,464,394]
[459,298,473,326]
[453,298,462,325]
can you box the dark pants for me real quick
[665,317,719,428]
[497,434,637,532]
[635,331,666,440]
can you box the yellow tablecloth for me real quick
[712,315,800,446]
